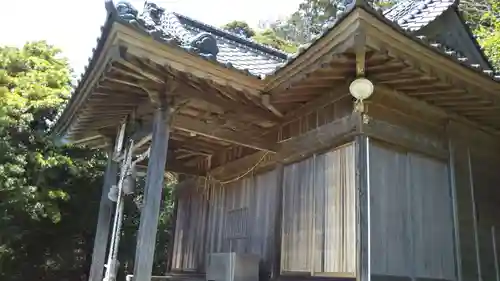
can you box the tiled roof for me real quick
[271,1,500,81]
[174,13,289,77]
[113,1,288,78]
[383,0,455,31]
[52,0,500,137]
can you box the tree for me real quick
[269,0,398,44]
[473,0,500,69]
[252,29,298,53]
[222,20,256,38]
[460,0,498,28]
[221,21,297,53]
[0,41,176,281]
[0,41,107,280]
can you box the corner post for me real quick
[272,162,284,279]
[446,130,463,281]
[353,26,370,281]
[133,102,171,281]
[88,150,118,281]
[355,124,370,281]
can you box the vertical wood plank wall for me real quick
[170,129,500,281]
[369,142,455,280]
[172,181,209,271]
[281,143,356,275]
[452,140,500,281]
[171,169,280,275]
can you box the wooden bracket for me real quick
[354,30,367,77]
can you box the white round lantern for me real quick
[349,77,374,101]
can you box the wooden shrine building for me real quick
[52,0,500,281]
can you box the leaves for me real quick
[252,29,298,53]
[472,0,500,69]
[0,41,105,280]
[222,21,256,38]
[267,0,398,44]
[0,41,176,281]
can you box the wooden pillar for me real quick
[88,152,118,281]
[356,134,370,281]
[447,138,463,281]
[467,147,482,281]
[133,106,171,281]
[272,163,284,279]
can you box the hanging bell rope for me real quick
[104,139,134,281]
[103,141,152,281]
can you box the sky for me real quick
[0,0,302,76]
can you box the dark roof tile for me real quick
[384,0,455,30]
[54,0,500,134]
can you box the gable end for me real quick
[417,8,493,70]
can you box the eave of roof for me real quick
[52,0,500,141]
[52,11,116,139]
[263,0,500,88]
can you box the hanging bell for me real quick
[122,167,136,195]
[108,185,119,202]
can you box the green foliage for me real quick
[0,41,176,280]
[252,29,298,53]
[0,41,74,222]
[221,21,298,53]
[472,0,500,69]
[269,0,398,44]
[222,20,256,38]
[0,41,107,280]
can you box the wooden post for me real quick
[88,152,118,281]
[447,137,463,281]
[133,105,171,281]
[356,134,370,281]
[272,163,284,279]
[467,147,482,281]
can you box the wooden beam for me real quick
[173,114,277,152]
[88,152,118,281]
[114,24,265,95]
[360,9,500,103]
[136,162,206,177]
[202,86,352,175]
[264,11,361,92]
[362,117,447,159]
[131,113,277,153]
[374,84,500,135]
[173,74,281,123]
[355,30,367,77]
[279,85,350,124]
[210,114,357,180]
[133,106,171,281]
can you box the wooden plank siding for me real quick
[468,149,500,281]
[281,143,356,276]
[369,141,455,281]
[449,133,500,281]
[172,169,280,277]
